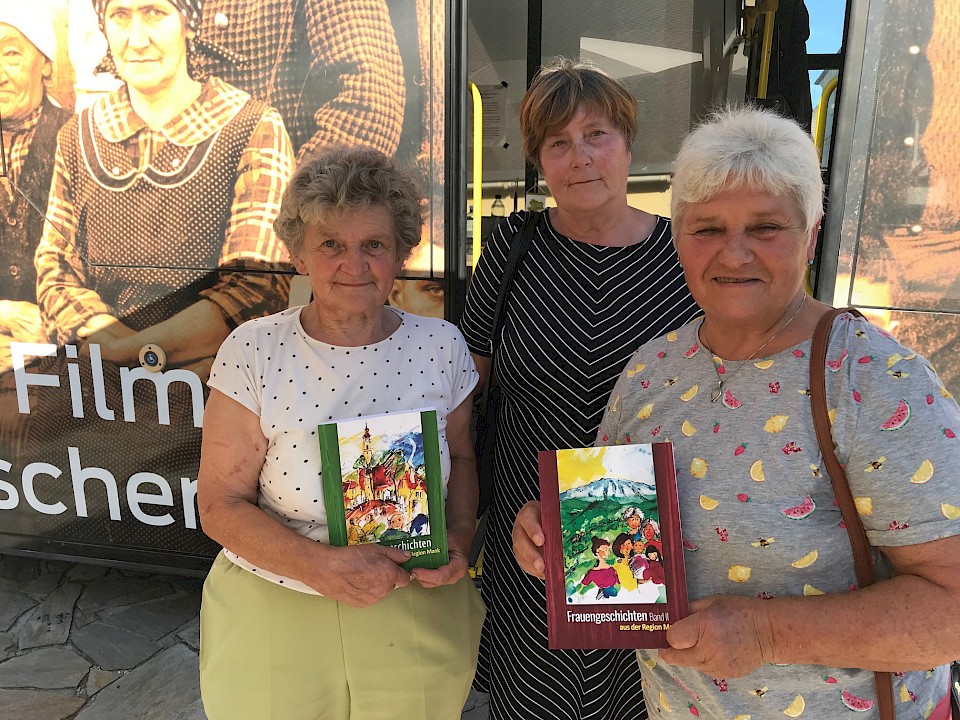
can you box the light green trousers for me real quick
[200,553,485,720]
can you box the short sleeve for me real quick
[828,316,960,547]
[459,212,527,356]
[443,321,479,410]
[207,323,262,417]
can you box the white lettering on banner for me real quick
[12,343,59,414]
[0,448,200,528]
[69,446,122,520]
[23,461,67,514]
[127,473,175,526]
[11,342,205,427]
[0,459,16,510]
[119,367,205,427]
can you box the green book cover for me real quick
[318,409,448,570]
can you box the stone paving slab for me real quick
[0,688,86,720]
[0,646,90,689]
[76,576,171,614]
[71,620,163,671]
[18,582,83,650]
[0,581,36,631]
[102,592,202,641]
[75,644,206,720]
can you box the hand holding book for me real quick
[512,501,546,579]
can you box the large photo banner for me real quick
[0,0,445,570]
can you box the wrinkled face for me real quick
[0,25,48,122]
[293,206,403,315]
[538,104,631,216]
[675,186,816,331]
[104,0,190,96]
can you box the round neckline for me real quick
[693,317,812,364]
[295,304,405,351]
[542,209,661,250]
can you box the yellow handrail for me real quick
[756,10,777,99]
[813,76,840,159]
[469,82,483,266]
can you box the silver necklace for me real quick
[700,295,806,403]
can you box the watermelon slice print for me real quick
[780,496,815,519]
[840,690,876,712]
[722,389,743,409]
[880,400,910,431]
[825,349,849,372]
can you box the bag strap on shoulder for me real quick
[478,210,541,417]
[809,306,896,720]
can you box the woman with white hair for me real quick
[0,7,71,366]
[514,106,960,719]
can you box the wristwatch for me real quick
[138,344,166,372]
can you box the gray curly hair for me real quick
[273,145,424,262]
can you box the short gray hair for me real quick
[273,145,424,262]
[671,106,823,235]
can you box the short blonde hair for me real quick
[520,57,638,171]
[273,145,424,261]
[671,106,824,235]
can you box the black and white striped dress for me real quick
[460,210,700,720]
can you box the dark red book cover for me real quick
[538,443,688,649]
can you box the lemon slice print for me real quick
[941,503,960,520]
[783,694,805,717]
[681,420,697,436]
[728,565,751,582]
[790,550,818,568]
[750,460,765,482]
[910,459,934,484]
[764,415,789,433]
[680,385,699,402]
[636,402,654,420]
[659,690,673,712]
[690,458,708,478]
[854,497,873,515]
[699,495,719,510]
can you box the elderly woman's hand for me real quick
[660,595,776,678]
[512,501,546,579]
[308,544,413,608]
[410,545,469,589]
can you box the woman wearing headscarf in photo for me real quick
[513,106,960,719]
[459,58,700,719]
[197,145,484,719]
[35,0,293,377]
[5,0,294,555]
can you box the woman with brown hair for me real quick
[460,58,699,719]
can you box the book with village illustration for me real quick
[319,409,447,570]
[538,443,687,649]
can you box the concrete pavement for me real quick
[0,554,490,719]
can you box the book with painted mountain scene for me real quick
[319,409,447,570]
[538,443,687,649]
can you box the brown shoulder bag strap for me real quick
[809,307,896,720]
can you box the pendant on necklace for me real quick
[711,381,724,403]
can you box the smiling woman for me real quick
[197,145,485,718]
